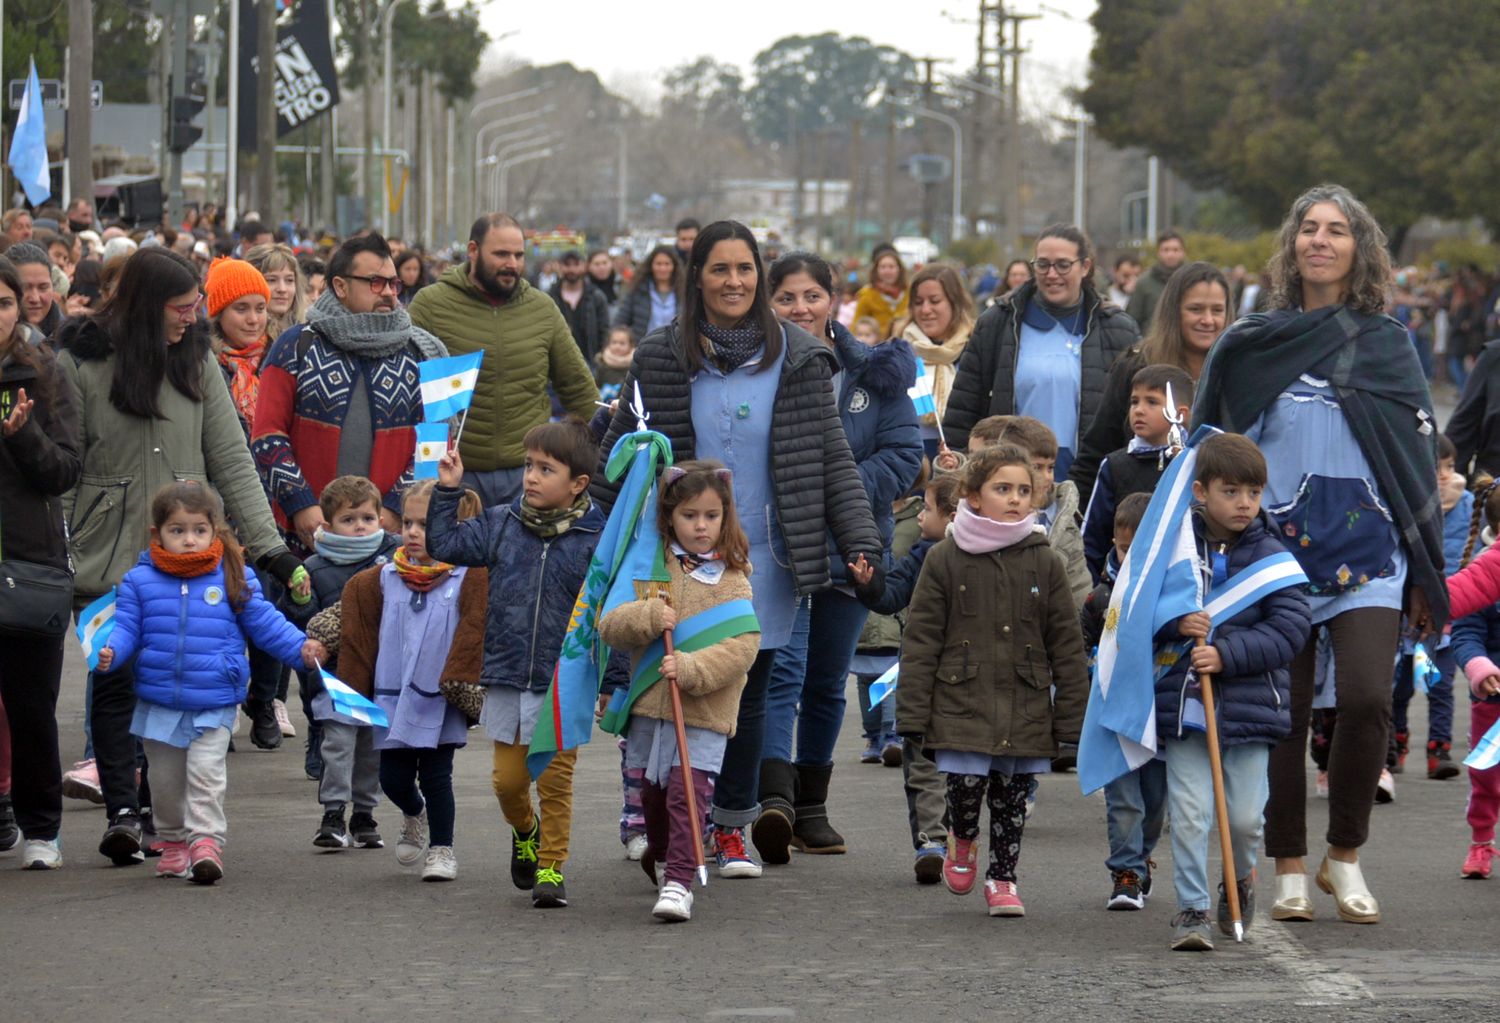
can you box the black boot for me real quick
[791,763,846,854]
[245,698,281,750]
[750,759,796,865]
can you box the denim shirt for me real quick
[690,340,798,648]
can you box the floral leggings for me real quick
[945,771,1032,882]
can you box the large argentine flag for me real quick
[908,359,936,418]
[8,60,51,206]
[1077,425,1216,794]
[418,351,483,422]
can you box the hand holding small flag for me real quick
[438,447,463,488]
[301,638,329,669]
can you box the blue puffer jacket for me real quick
[826,325,923,584]
[425,486,605,691]
[108,552,308,711]
[1155,510,1312,747]
[1444,490,1475,577]
[1448,601,1500,707]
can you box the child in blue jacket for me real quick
[99,482,323,885]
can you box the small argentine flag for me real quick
[418,351,484,422]
[76,589,116,671]
[867,663,899,708]
[1412,642,1442,694]
[412,422,450,479]
[907,359,936,418]
[311,667,390,729]
[1466,715,1500,771]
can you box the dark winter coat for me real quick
[1081,442,1171,582]
[1447,337,1500,479]
[1125,260,1173,330]
[0,338,81,573]
[1448,601,1500,708]
[282,532,402,624]
[896,531,1089,757]
[857,497,923,652]
[591,320,882,596]
[825,326,923,584]
[1070,346,1149,502]
[549,279,612,364]
[424,485,605,692]
[1079,547,1120,654]
[612,283,672,342]
[1154,510,1312,747]
[860,537,936,618]
[942,280,1139,453]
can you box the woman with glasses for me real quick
[943,224,1140,482]
[55,247,305,865]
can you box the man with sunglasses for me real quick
[253,232,449,555]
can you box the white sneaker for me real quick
[20,838,62,870]
[652,880,693,921]
[273,699,296,737]
[624,833,649,861]
[396,809,428,867]
[421,845,457,882]
[1375,769,1396,804]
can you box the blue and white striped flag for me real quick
[867,662,899,708]
[7,60,51,206]
[1412,642,1442,694]
[310,667,389,728]
[1466,716,1500,771]
[412,421,449,479]
[907,359,936,418]
[418,351,483,422]
[76,589,116,671]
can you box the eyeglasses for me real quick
[342,274,404,295]
[167,295,203,319]
[1030,258,1079,277]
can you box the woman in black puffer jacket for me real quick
[593,222,884,879]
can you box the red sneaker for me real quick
[943,836,979,895]
[188,837,223,885]
[984,879,1025,916]
[1461,842,1496,879]
[154,840,190,879]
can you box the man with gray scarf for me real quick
[252,232,447,551]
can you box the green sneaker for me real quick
[532,863,568,908]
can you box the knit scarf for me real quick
[597,344,634,371]
[902,319,972,425]
[217,335,267,426]
[149,538,225,577]
[951,503,1040,555]
[875,281,904,301]
[517,493,591,538]
[699,318,766,372]
[393,544,453,592]
[303,288,448,361]
[313,527,388,566]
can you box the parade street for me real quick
[1,637,1495,1023]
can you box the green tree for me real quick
[1080,0,1500,236]
[746,33,917,144]
[2,0,155,128]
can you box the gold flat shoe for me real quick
[1316,856,1380,924]
[1270,873,1314,921]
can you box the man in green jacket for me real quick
[409,213,599,505]
[1125,232,1186,330]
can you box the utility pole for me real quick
[882,113,896,240]
[1001,11,1038,255]
[916,55,941,240]
[319,0,336,231]
[66,0,93,209]
[970,1,1001,230]
[845,119,861,252]
[254,0,277,219]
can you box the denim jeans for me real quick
[1103,757,1167,875]
[763,590,870,765]
[711,649,779,828]
[856,672,897,743]
[1392,646,1455,745]
[380,745,457,846]
[1165,734,1269,912]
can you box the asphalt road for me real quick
[4,383,1488,1023]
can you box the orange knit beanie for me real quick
[205,257,271,317]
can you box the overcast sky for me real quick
[478,0,1097,121]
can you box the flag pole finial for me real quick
[630,381,649,432]
[1164,381,1186,456]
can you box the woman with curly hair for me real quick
[1192,183,1447,927]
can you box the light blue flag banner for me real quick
[412,422,449,479]
[1412,642,1442,694]
[76,589,116,671]
[311,667,390,728]
[418,351,483,422]
[8,60,51,206]
[867,663,899,708]
[1466,715,1500,771]
[907,359,936,418]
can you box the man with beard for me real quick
[409,212,597,507]
[548,250,611,363]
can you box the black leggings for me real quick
[945,771,1032,882]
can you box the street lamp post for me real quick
[488,134,560,208]
[904,104,963,244]
[497,146,555,212]
[380,0,408,234]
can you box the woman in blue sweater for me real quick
[98,482,322,885]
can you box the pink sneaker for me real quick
[943,836,979,895]
[984,879,1025,917]
[1315,771,1329,799]
[1461,842,1496,879]
[188,837,223,885]
[61,759,104,804]
[155,840,190,878]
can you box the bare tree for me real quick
[66,0,94,207]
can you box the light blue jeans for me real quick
[1165,734,1270,912]
[1104,758,1167,875]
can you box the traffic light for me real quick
[168,50,207,154]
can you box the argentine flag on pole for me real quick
[76,589,116,671]
[8,60,51,206]
[866,663,899,708]
[908,359,936,418]
[412,422,449,479]
[418,351,483,422]
[311,667,390,728]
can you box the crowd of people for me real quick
[1,183,1498,944]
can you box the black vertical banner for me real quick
[238,0,341,152]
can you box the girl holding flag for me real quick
[597,461,761,921]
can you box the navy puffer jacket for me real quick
[1154,510,1312,746]
[425,486,605,692]
[108,553,308,711]
[825,325,923,583]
